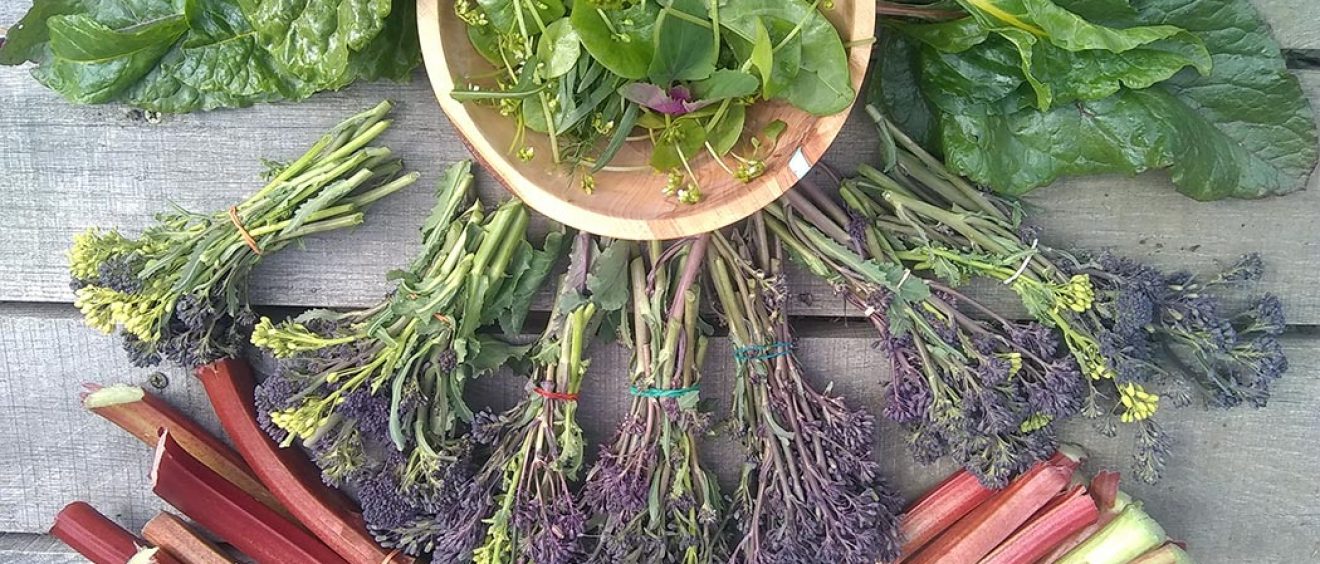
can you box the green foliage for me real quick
[0,0,420,112]
[877,0,1318,200]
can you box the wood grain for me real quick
[2,69,1317,321]
[0,533,80,564]
[1,306,1316,562]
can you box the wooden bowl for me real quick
[417,1,874,240]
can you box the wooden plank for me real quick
[0,533,80,564]
[2,69,1318,320]
[2,306,1317,562]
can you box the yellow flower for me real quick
[1118,382,1159,422]
[1020,413,1052,433]
[1055,274,1095,313]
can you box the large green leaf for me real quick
[648,0,716,85]
[934,0,1317,200]
[720,0,854,115]
[1,0,418,112]
[569,1,657,80]
[936,0,1211,110]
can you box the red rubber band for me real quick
[533,386,579,402]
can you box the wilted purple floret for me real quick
[514,494,585,564]
[254,373,300,443]
[340,388,390,439]
[1245,294,1286,336]
[581,449,650,518]
[358,469,420,531]
[96,254,144,293]
[1007,322,1059,358]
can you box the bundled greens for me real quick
[452,0,853,201]
[419,234,631,563]
[580,236,725,562]
[708,219,904,563]
[771,105,1287,483]
[69,101,417,369]
[875,0,1318,200]
[0,0,420,112]
[250,161,562,555]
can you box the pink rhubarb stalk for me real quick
[980,484,1099,564]
[196,358,406,564]
[50,501,180,564]
[1039,470,1132,562]
[906,448,1084,564]
[152,429,347,564]
[897,469,996,558]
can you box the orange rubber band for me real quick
[228,206,262,255]
[533,386,579,402]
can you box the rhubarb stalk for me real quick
[196,358,405,564]
[82,384,287,517]
[50,501,180,564]
[152,429,347,564]
[1056,502,1166,564]
[980,484,1099,564]
[1129,542,1194,564]
[897,469,996,558]
[1039,471,1134,562]
[142,512,235,564]
[905,448,1084,564]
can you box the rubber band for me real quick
[630,385,699,399]
[228,206,262,255]
[533,386,579,402]
[734,341,794,362]
[1003,239,1039,286]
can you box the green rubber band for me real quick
[629,385,699,399]
[734,341,793,362]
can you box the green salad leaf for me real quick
[570,1,657,80]
[880,0,1318,200]
[720,0,854,115]
[648,0,717,85]
[1,0,420,112]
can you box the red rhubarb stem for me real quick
[897,469,996,558]
[142,512,235,564]
[980,484,1099,564]
[82,384,288,518]
[196,358,406,564]
[152,429,347,564]
[906,449,1083,564]
[50,501,180,564]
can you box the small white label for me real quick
[788,147,812,180]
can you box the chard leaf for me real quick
[933,0,1318,200]
[872,33,939,150]
[569,1,657,80]
[39,12,189,104]
[720,0,854,115]
[237,0,393,87]
[648,0,716,85]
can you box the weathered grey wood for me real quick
[0,533,80,563]
[2,306,1317,562]
[1257,0,1320,50]
[3,69,1318,322]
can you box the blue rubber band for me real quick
[629,385,699,399]
[733,341,794,363]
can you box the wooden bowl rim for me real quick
[417,0,874,240]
